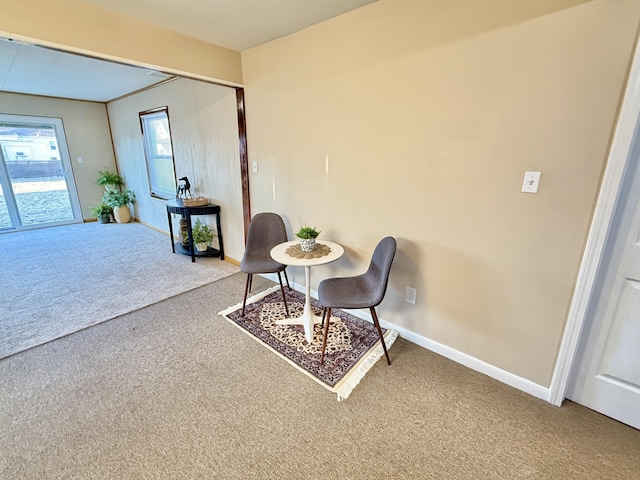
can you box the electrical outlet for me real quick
[405,287,416,304]
[252,161,258,173]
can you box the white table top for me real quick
[270,240,344,267]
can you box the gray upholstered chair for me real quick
[318,236,397,365]
[240,212,290,316]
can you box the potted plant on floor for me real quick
[90,202,113,224]
[96,169,125,191]
[96,169,136,224]
[103,189,136,224]
[295,225,320,252]
[192,219,214,252]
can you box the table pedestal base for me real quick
[275,313,323,343]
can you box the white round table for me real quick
[270,240,344,343]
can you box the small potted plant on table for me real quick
[295,225,320,252]
[192,219,214,252]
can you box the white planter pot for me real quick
[195,242,209,252]
[113,205,131,224]
[299,238,315,252]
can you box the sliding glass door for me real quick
[0,114,82,231]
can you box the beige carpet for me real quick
[1,273,639,479]
[0,222,239,358]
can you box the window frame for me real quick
[139,107,177,200]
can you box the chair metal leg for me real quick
[370,307,391,365]
[242,274,252,316]
[320,307,326,328]
[277,272,290,316]
[320,307,331,365]
[283,269,291,290]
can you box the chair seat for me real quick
[241,257,285,275]
[318,274,379,309]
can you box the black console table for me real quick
[166,199,225,263]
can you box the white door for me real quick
[567,142,640,429]
[0,114,82,231]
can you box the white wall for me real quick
[107,78,245,262]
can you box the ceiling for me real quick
[0,0,376,102]
[0,38,175,103]
[79,0,376,52]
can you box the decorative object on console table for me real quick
[176,175,208,206]
[180,218,189,246]
[183,196,208,207]
[176,176,191,199]
[192,219,214,252]
[295,225,321,252]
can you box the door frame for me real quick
[0,114,83,231]
[549,38,640,405]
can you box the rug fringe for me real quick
[334,329,399,401]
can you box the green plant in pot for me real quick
[90,202,113,224]
[192,219,214,252]
[95,169,135,224]
[96,169,125,191]
[103,189,136,224]
[295,225,320,252]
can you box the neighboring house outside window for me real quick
[139,107,176,199]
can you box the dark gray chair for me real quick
[240,212,290,316]
[318,236,397,365]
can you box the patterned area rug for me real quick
[219,286,398,401]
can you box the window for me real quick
[139,107,176,199]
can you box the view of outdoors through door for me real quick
[0,115,81,231]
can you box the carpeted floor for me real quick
[0,222,239,358]
[1,273,639,479]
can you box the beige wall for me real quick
[0,91,116,219]
[241,0,640,386]
[107,78,245,261]
[0,0,242,86]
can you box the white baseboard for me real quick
[396,326,550,402]
[262,273,551,403]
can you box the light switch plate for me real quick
[522,171,541,193]
[405,287,416,304]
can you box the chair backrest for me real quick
[363,236,397,307]
[244,212,288,257]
